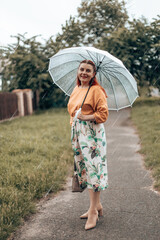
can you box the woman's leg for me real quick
[85,189,100,230]
[88,189,100,210]
[80,189,103,218]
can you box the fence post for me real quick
[12,90,24,117]
[23,89,33,115]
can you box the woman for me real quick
[67,60,109,230]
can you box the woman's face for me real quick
[77,63,95,85]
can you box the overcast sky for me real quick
[0,0,160,46]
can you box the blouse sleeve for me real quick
[93,88,109,123]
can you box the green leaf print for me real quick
[96,152,100,157]
[81,146,88,150]
[79,160,85,168]
[89,125,96,137]
[97,175,100,180]
[84,157,88,162]
[80,141,88,147]
[73,147,80,156]
[82,121,87,125]
[102,141,106,146]
[93,137,102,143]
[97,138,102,142]
[88,135,93,141]
[90,172,97,178]
[101,155,106,162]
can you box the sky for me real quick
[0,0,160,47]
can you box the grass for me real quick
[0,108,73,240]
[131,97,160,192]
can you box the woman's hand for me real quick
[77,112,87,121]
[76,110,96,121]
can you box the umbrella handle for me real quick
[74,108,82,121]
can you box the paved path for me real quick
[13,109,160,240]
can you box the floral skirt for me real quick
[71,119,108,192]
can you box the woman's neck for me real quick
[80,83,89,88]
[79,86,89,89]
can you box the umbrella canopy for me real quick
[48,46,139,110]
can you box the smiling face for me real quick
[77,63,95,86]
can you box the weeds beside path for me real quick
[131,97,160,192]
[0,108,73,240]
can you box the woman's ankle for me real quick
[88,207,98,213]
[96,202,102,209]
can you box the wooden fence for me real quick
[0,92,19,121]
[0,89,38,122]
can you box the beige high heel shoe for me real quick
[80,207,103,219]
[85,210,99,230]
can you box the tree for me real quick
[54,0,128,47]
[147,16,160,89]
[1,34,67,109]
[99,16,160,91]
[55,16,84,49]
[78,0,128,45]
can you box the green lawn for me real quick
[131,97,160,192]
[0,108,73,240]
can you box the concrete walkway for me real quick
[13,109,160,240]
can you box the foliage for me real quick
[55,0,128,47]
[1,34,67,109]
[77,0,128,44]
[99,16,160,90]
[55,16,83,48]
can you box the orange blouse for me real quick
[67,85,109,125]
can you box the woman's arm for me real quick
[77,112,96,121]
[91,87,108,123]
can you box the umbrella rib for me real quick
[102,69,133,103]
[96,52,99,65]
[86,50,95,63]
[50,52,88,61]
[103,65,124,69]
[103,67,137,92]
[49,60,82,70]
[100,69,119,109]
[66,77,77,94]
[55,67,78,83]
[97,55,106,66]
[101,59,115,67]
[49,77,70,96]
[49,72,76,97]
[76,53,89,60]
[99,72,102,84]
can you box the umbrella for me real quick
[48,46,139,110]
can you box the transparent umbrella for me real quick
[48,46,139,110]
